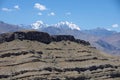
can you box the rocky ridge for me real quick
[0,30,90,45]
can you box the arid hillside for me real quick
[0,31,120,80]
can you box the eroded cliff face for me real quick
[0,31,51,44]
[0,31,120,80]
[0,30,90,45]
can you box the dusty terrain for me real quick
[0,31,120,80]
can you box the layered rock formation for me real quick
[0,31,51,44]
[0,30,90,45]
[0,31,120,80]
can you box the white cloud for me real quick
[14,5,20,10]
[65,12,71,15]
[2,5,20,12]
[1,8,12,12]
[48,12,55,16]
[38,12,42,16]
[34,3,47,11]
[112,24,119,28]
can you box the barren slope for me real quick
[0,31,120,80]
[0,39,120,80]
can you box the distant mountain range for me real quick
[0,21,120,55]
[0,21,24,33]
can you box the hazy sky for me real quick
[0,0,120,31]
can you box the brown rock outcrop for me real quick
[0,30,90,45]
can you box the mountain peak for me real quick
[54,21,80,30]
[31,21,47,29]
[30,21,80,31]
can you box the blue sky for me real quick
[0,0,120,31]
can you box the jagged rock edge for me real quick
[0,31,90,45]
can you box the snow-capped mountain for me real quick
[31,20,48,30]
[53,21,80,30]
[30,21,80,31]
